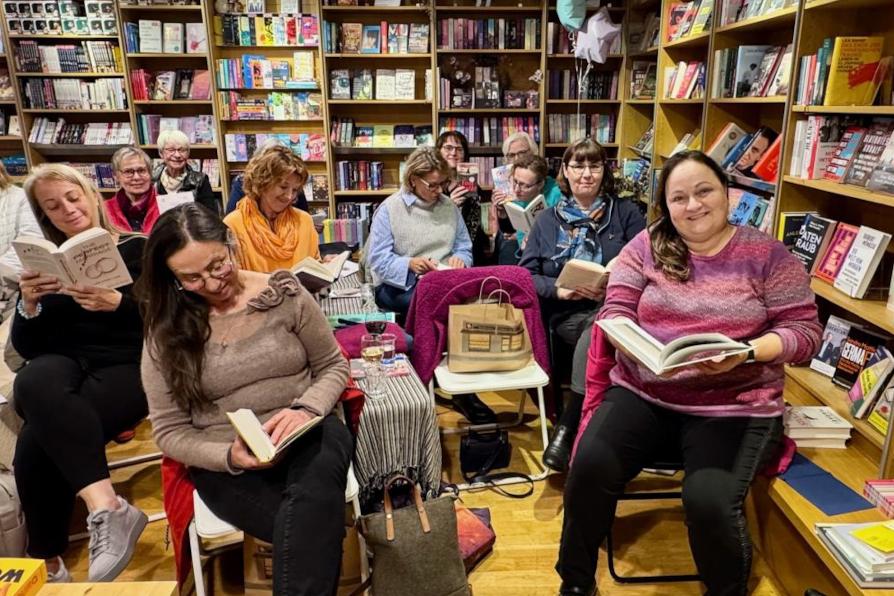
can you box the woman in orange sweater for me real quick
[223,145,319,273]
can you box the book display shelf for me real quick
[619,0,658,167]
[0,20,25,182]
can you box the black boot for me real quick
[543,391,584,472]
[558,583,596,596]
[452,393,496,425]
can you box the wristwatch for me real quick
[744,344,757,363]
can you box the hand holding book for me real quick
[264,407,315,448]
[18,270,63,314]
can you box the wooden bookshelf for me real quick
[0,17,25,176]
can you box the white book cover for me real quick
[504,194,545,235]
[185,23,207,54]
[374,69,395,100]
[784,406,853,434]
[394,69,415,100]
[138,20,162,54]
[227,408,323,464]
[162,22,183,54]
[834,226,892,299]
[12,228,132,289]
[157,191,194,214]
[810,315,854,377]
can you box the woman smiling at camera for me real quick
[13,164,148,584]
[104,146,161,234]
[138,204,351,596]
[152,130,219,216]
[223,145,319,273]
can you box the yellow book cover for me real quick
[851,521,894,553]
[254,16,266,45]
[0,558,46,596]
[823,36,884,106]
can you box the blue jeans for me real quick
[375,283,415,318]
[191,415,353,596]
[557,386,783,595]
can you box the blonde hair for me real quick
[502,132,538,158]
[0,162,12,191]
[401,146,449,189]
[24,163,118,245]
[242,145,308,199]
[156,130,191,153]
[111,146,152,173]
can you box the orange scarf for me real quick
[236,197,306,266]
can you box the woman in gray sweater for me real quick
[137,203,352,596]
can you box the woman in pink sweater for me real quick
[556,151,822,596]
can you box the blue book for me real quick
[721,133,753,170]
[728,192,760,226]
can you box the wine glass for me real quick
[365,311,388,335]
[360,334,386,398]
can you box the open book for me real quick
[556,257,617,292]
[226,408,323,463]
[504,194,545,234]
[596,318,751,375]
[291,250,350,293]
[156,190,195,214]
[12,228,132,289]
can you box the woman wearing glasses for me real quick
[519,138,646,472]
[223,145,319,274]
[436,131,487,265]
[103,146,161,234]
[492,154,549,265]
[152,130,220,216]
[138,204,352,596]
[366,146,472,318]
[12,164,148,583]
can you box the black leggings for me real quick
[13,354,148,558]
[191,415,354,596]
[556,386,783,596]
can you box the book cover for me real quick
[733,45,772,98]
[751,135,782,182]
[815,222,859,283]
[341,23,362,53]
[138,19,162,53]
[12,229,132,289]
[867,131,894,194]
[456,162,479,201]
[869,387,894,437]
[843,119,894,187]
[792,214,837,274]
[360,24,381,54]
[372,125,394,148]
[811,315,855,377]
[823,126,869,182]
[833,325,887,389]
[727,191,761,226]
[162,22,183,53]
[408,23,429,53]
[850,346,894,419]
[766,44,794,96]
[705,122,748,164]
[834,225,892,299]
[732,127,778,176]
[823,36,884,106]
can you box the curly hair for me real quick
[242,145,309,200]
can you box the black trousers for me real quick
[191,415,354,596]
[556,386,783,596]
[13,354,148,558]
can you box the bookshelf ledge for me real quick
[118,3,203,9]
[324,53,430,59]
[30,144,128,156]
[662,31,711,49]
[714,6,798,34]
[436,49,542,54]
[782,176,894,207]
[9,34,119,40]
[328,99,431,104]
[132,100,213,105]
[791,105,894,115]
[810,278,894,337]
[710,96,788,104]
[21,109,130,114]
[546,99,621,104]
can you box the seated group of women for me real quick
[4,128,822,596]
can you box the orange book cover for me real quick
[823,36,884,106]
[752,135,782,182]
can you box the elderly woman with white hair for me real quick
[152,130,219,216]
[492,132,563,265]
[104,146,160,234]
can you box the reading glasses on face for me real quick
[441,145,463,154]
[418,178,447,191]
[120,167,149,178]
[176,259,233,291]
[507,149,531,160]
[163,147,188,155]
[567,163,605,176]
[511,178,539,191]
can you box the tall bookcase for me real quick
[619,0,658,167]
[0,22,26,183]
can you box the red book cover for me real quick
[752,135,782,182]
[814,222,859,283]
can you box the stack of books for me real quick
[865,480,894,518]
[783,405,853,449]
[816,522,894,588]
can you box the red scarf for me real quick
[105,187,160,234]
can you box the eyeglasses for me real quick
[511,178,540,191]
[566,162,605,176]
[162,147,188,155]
[119,167,150,178]
[415,177,447,192]
[175,255,234,291]
[441,144,464,155]
[506,149,532,161]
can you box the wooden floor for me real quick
[53,388,787,595]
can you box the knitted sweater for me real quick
[142,271,349,473]
[599,226,821,417]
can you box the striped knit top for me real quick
[599,226,822,418]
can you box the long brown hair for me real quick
[136,203,229,412]
[649,150,729,282]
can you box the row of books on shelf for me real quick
[27,118,133,145]
[63,158,221,190]
[0,70,11,102]
[727,188,774,234]
[123,20,208,55]
[545,113,615,145]
[630,123,652,157]
[795,36,891,107]
[0,113,20,137]
[335,160,385,191]
[626,12,659,55]
[468,156,497,188]
[436,18,540,51]
[137,114,215,145]
[215,13,320,47]
[303,173,329,203]
[663,60,705,100]
[789,115,894,194]
[215,53,317,91]
[322,21,429,54]
[816,520,894,588]
[864,480,894,518]
[13,40,122,74]
[1,155,26,176]
[224,132,325,163]
[330,68,423,101]
[218,91,322,121]
[440,82,538,111]
[330,119,433,148]
[665,0,714,43]
[21,77,127,110]
[131,68,211,101]
[783,406,852,450]
[319,202,375,247]
[712,44,792,99]
[629,61,656,99]
[545,21,621,56]
[3,0,116,36]
[548,69,618,101]
[439,116,539,149]
[717,0,797,27]
[705,122,779,181]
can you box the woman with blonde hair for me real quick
[0,161,42,275]
[105,146,160,233]
[223,145,319,273]
[152,130,219,216]
[13,163,148,584]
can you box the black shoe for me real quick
[543,425,574,472]
[452,393,497,425]
[559,584,595,596]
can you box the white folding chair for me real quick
[429,356,552,490]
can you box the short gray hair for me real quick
[502,132,538,157]
[156,130,190,153]
[111,146,152,173]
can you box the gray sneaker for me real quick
[86,496,148,582]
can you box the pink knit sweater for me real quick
[599,226,822,417]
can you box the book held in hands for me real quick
[227,408,323,464]
[12,229,132,289]
[595,318,751,375]
[503,194,544,235]
[291,250,350,293]
[556,257,616,293]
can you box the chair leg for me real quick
[188,520,207,596]
[351,494,369,591]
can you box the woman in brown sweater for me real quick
[137,203,352,596]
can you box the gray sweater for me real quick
[142,271,349,473]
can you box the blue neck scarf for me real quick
[551,194,607,267]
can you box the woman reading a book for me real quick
[223,144,320,273]
[152,130,219,216]
[138,204,352,596]
[557,151,822,596]
[520,138,646,472]
[492,154,549,265]
[436,131,487,264]
[13,163,148,583]
[104,146,162,234]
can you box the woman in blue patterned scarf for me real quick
[519,138,646,472]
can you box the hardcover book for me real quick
[834,225,892,299]
[843,119,894,187]
[792,214,837,275]
[833,326,887,389]
[227,408,323,464]
[823,36,884,106]
[823,126,868,183]
[811,315,854,377]
[814,222,859,283]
